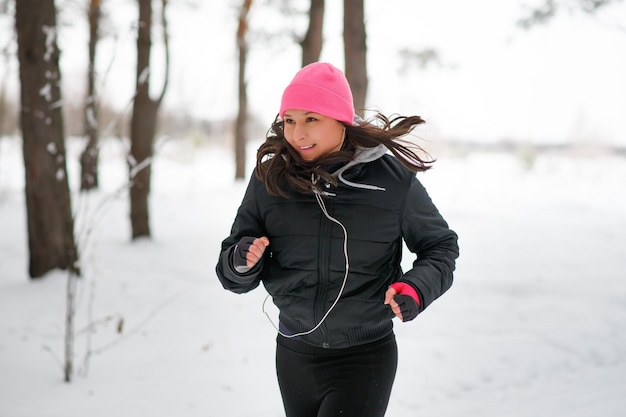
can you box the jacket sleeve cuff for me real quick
[229,245,262,276]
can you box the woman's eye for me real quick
[306,117,317,122]
[284,119,294,124]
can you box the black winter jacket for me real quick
[216,146,459,349]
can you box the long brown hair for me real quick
[255,113,434,197]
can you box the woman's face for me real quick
[282,109,345,161]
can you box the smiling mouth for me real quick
[300,145,314,150]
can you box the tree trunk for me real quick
[127,0,170,239]
[129,98,157,239]
[235,0,252,180]
[343,0,367,115]
[301,0,325,67]
[80,0,101,191]
[129,0,156,239]
[15,0,80,278]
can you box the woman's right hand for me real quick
[233,236,270,270]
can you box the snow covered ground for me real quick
[1,135,625,417]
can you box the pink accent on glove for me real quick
[390,282,421,307]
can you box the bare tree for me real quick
[300,0,324,66]
[517,0,622,28]
[0,0,13,135]
[15,0,80,279]
[129,0,170,239]
[343,0,367,116]
[0,41,12,136]
[234,0,253,180]
[79,0,102,191]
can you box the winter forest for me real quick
[1,0,626,416]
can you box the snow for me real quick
[1,135,626,416]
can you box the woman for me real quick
[216,62,459,417]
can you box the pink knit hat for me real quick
[279,62,355,125]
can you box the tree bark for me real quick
[301,0,325,67]
[130,0,155,238]
[343,0,367,116]
[80,0,101,191]
[15,0,80,278]
[129,0,169,239]
[235,0,252,180]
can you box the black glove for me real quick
[232,236,256,272]
[394,294,419,322]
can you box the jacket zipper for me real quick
[316,195,333,348]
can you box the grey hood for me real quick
[330,144,388,191]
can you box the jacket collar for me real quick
[329,144,387,191]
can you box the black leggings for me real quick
[275,333,398,417]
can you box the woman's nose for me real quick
[292,123,305,141]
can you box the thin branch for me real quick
[157,0,170,106]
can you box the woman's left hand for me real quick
[384,285,420,322]
[384,287,403,320]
